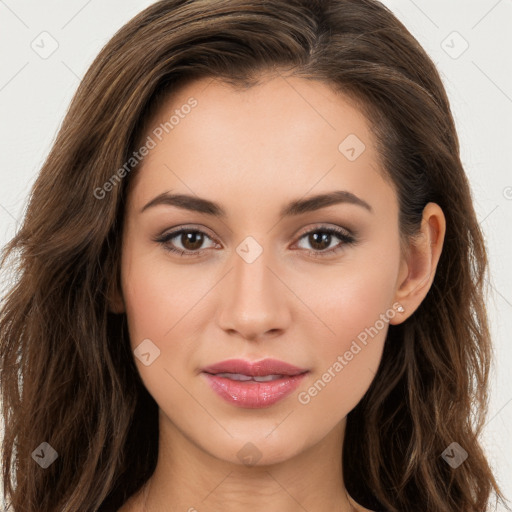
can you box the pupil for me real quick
[310,232,330,251]
[182,232,203,250]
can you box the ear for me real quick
[389,202,446,325]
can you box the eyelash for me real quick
[154,225,356,259]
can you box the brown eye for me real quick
[307,231,334,251]
[156,228,217,256]
[295,226,356,257]
[180,231,205,251]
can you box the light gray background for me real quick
[0,0,511,508]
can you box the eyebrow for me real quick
[140,190,373,217]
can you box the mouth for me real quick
[200,358,309,408]
[208,373,289,382]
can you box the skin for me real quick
[114,74,446,512]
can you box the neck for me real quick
[140,413,358,512]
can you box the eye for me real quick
[294,225,356,257]
[155,224,356,258]
[155,227,218,257]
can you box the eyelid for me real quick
[291,224,356,256]
[155,223,356,257]
[293,222,353,239]
[155,224,220,252]
[157,224,219,242]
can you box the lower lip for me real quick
[202,372,308,409]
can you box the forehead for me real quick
[127,75,396,221]
[144,74,374,162]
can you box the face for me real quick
[118,74,406,466]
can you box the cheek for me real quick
[120,253,207,411]
[121,249,206,345]
[333,270,396,345]
[120,248,216,404]
[301,253,397,352]
[295,250,398,411]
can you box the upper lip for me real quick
[201,358,308,377]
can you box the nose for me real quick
[216,241,291,342]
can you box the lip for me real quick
[201,358,309,409]
[201,358,308,377]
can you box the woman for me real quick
[0,0,507,511]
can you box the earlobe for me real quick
[389,202,446,325]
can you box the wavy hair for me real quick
[0,0,507,510]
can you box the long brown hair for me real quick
[0,1,508,510]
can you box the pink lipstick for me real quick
[201,358,309,409]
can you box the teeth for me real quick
[253,375,283,382]
[216,373,252,381]
[215,373,284,382]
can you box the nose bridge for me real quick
[232,235,279,309]
[216,234,288,338]
[235,239,271,295]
